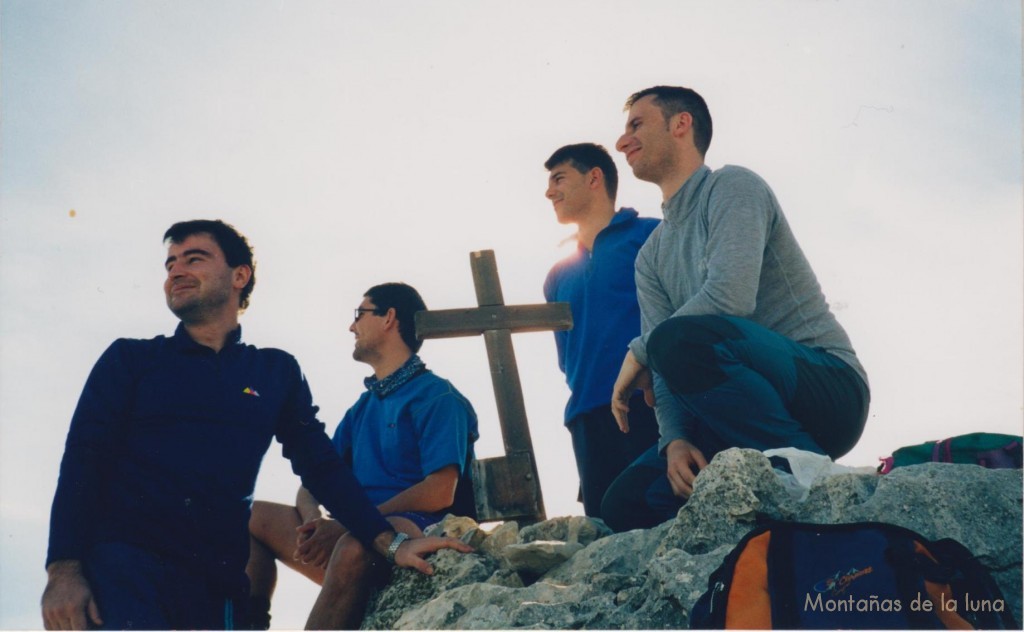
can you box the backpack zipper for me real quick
[708,580,725,614]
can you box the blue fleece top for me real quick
[544,208,660,423]
[333,369,478,505]
[46,324,391,597]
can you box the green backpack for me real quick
[879,432,1022,474]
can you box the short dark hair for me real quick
[544,143,618,201]
[163,219,256,310]
[625,86,713,156]
[364,282,427,353]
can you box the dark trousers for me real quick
[602,315,869,532]
[568,393,659,518]
[84,541,245,630]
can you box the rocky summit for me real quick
[362,448,1023,629]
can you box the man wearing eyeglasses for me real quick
[247,282,478,630]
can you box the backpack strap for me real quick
[925,539,1020,629]
[931,438,954,463]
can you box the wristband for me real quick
[385,532,409,564]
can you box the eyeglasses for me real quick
[353,307,381,323]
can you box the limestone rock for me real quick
[478,520,519,558]
[484,567,524,588]
[542,522,666,582]
[429,514,479,539]
[500,540,585,574]
[361,549,498,629]
[518,515,611,546]
[659,448,799,555]
[361,449,1023,629]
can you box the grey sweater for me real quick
[628,164,867,450]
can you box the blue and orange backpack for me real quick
[690,520,1017,629]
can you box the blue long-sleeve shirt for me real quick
[544,208,659,423]
[47,324,391,596]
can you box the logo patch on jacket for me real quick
[242,387,261,397]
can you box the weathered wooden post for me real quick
[415,250,572,523]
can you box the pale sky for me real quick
[2,1,1021,628]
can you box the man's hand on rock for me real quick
[392,535,474,576]
[666,439,708,498]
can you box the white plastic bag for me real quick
[763,447,877,501]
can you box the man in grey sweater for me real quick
[603,86,869,532]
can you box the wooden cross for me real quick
[415,250,572,523]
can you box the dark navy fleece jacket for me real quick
[47,324,390,596]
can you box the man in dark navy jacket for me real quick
[41,220,470,630]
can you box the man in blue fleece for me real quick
[605,86,870,531]
[543,143,660,519]
[41,221,470,630]
[247,282,478,630]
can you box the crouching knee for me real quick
[647,315,744,394]
[601,458,682,533]
[601,468,658,533]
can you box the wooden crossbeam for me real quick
[415,250,572,523]
[417,304,571,339]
